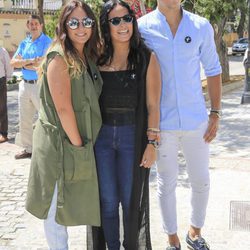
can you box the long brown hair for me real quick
[50,0,100,77]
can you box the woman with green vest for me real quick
[25,0,102,249]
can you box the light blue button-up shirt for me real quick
[138,8,222,130]
[13,33,51,80]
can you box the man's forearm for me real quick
[207,74,222,109]
[10,58,34,69]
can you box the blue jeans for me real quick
[44,184,68,250]
[95,125,135,250]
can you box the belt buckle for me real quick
[24,79,36,84]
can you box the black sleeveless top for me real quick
[99,70,138,126]
[88,46,152,250]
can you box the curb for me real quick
[204,80,244,101]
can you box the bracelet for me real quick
[210,109,222,118]
[148,139,159,149]
[147,127,160,132]
[147,131,160,141]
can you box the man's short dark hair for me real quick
[27,15,42,24]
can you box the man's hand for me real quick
[203,113,220,143]
[23,57,43,70]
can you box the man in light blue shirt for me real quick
[138,0,222,249]
[11,15,51,159]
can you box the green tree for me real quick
[38,0,46,33]
[45,11,60,39]
[182,0,195,12]
[236,0,248,39]
[85,0,103,16]
[194,0,239,83]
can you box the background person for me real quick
[138,0,222,249]
[91,0,161,249]
[25,1,103,249]
[0,46,13,143]
[10,14,51,159]
[243,48,248,65]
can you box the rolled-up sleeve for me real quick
[200,20,222,77]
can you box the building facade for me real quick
[0,0,61,54]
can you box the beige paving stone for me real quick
[1,85,250,249]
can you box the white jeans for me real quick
[44,185,68,250]
[157,122,210,235]
[18,80,40,153]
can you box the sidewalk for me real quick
[0,82,250,249]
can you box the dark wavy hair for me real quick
[98,0,148,70]
[53,0,100,75]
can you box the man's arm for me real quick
[22,57,44,70]
[3,48,13,79]
[10,55,35,69]
[203,74,222,143]
[207,74,222,110]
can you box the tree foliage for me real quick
[85,0,103,16]
[236,0,248,38]
[42,0,247,82]
[45,11,61,39]
[194,0,242,82]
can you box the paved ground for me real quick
[0,82,250,250]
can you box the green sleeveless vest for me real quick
[26,44,102,226]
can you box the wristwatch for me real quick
[210,109,222,118]
[148,139,159,149]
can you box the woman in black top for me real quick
[89,1,161,249]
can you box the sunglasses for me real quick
[108,14,133,26]
[67,17,95,30]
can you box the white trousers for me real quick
[157,122,210,235]
[18,80,40,153]
[44,184,69,250]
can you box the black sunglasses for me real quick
[67,17,95,30]
[108,14,133,26]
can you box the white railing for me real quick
[9,0,62,10]
[43,0,62,10]
[12,0,34,9]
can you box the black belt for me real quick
[24,79,37,84]
[102,110,136,126]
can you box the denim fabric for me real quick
[44,184,68,250]
[95,124,135,250]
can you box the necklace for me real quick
[107,64,127,71]
[105,69,137,89]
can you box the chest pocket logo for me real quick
[185,36,192,43]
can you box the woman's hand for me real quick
[140,144,157,168]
